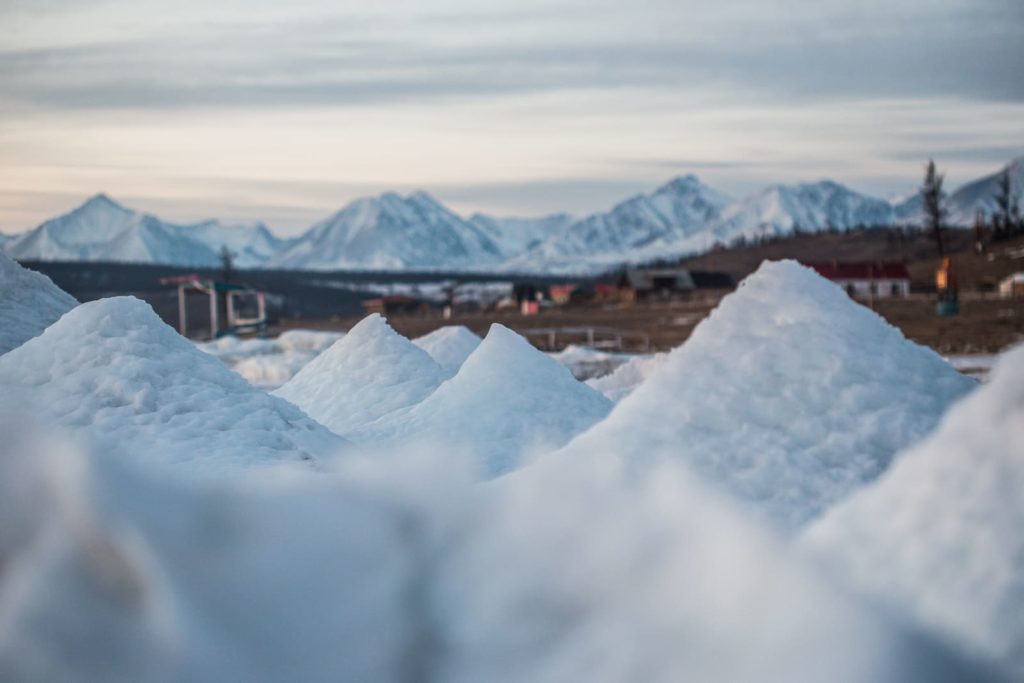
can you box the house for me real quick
[617,266,696,302]
[999,273,1024,298]
[805,262,911,298]
[362,295,433,317]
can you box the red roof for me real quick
[804,262,910,280]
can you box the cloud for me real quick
[1,0,1022,112]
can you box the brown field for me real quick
[272,231,1024,355]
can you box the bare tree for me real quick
[921,159,946,256]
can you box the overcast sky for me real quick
[1,0,1022,234]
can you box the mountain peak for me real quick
[657,174,703,193]
[80,193,126,212]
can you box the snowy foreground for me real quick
[0,254,1021,681]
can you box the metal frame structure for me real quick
[160,274,267,339]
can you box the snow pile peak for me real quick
[0,251,77,354]
[563,260,975,529]
[274,314,446,435]
[412,325,482,375]
[354,324,613,476]
[0,296,346,474]
[802,344,1024,676]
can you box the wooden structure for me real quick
[160,274,267,339]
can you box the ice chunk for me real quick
[0,251,77,355]
[562,260,976,529]
[802,344,1024,677]
[353,324,613,477]
[0,296,347,474]
[0,422,993,682]
[274,314,446,435]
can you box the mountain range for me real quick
[3,158,1021,274]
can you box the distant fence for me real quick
[520,326,650,352]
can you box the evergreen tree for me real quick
[219,245,236,282]
[921,159,946,256]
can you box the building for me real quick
[617,266,695,302]
[999,273,1024,298]
[805,262,911,298]
[362,295,433,317]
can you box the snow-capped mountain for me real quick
[505,175,733,272]
[267,191,505,271]
[468,212,574,255]
[3,194,288,267]
[891,157,1024,227]
[707,181,896,244]
[186,219,289,268]
[5,157,1022,274]
[945,157,1024,226]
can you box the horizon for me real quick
[2,0,1023,235]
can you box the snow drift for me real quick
[801,344,1024,677]
[0,422,993,683]
[351,324,613,477]
[0,251,77,355]
[0,297,347,474]
[274,314,446,435]
[412,325,482,375]
[561,260,976,529]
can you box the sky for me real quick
[1,0,1022,235]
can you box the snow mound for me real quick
[353,324,613,477]
[801,344,1024,676]
[0,297,347,474]
[586,352,669,402]
[412,325,482,375]
[562,260,976,529]
[274,314,446,435]
[0,251,77,355]
[0,422,991,682]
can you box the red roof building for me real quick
[803,261,911,298]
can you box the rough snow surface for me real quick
[0,297,347,474]
[561,260,976,529]
[0,252,77,355]
[412,325,482,375]
[274,314,446,435]
[586,352,670,402]
[351,324,613,476]
[0,424,993,683]
[801,344,1024,677]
